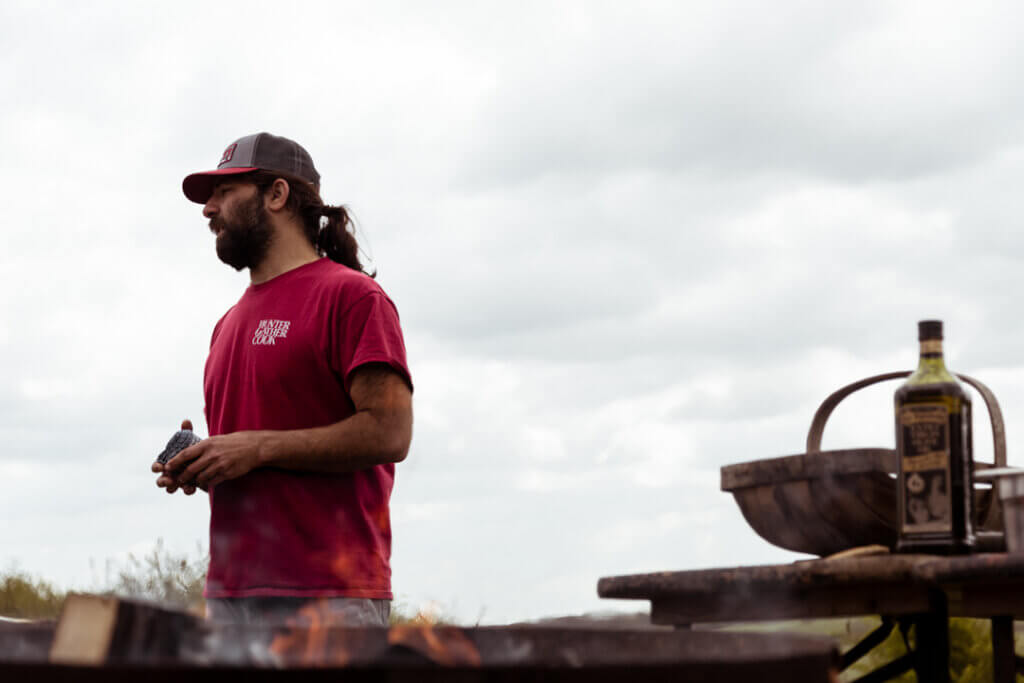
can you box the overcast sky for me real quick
[4,1,1024,624]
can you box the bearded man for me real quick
[153,133,413,627]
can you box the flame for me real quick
[267,598,481,668]
[387,624,481,667]
[413,600,443,625]
[268,599,342,666]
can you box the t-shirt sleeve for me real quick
[333,291,413,394]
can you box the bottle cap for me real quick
[918,320,943,341]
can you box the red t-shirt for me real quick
[202,258,411,599]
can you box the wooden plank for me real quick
[598,555,936,602]
[649,583,932,625]
[0,620,56,662]
[7,628,840,683]
[943,581,1024,618]
[602,554,1024,625]
[49,594,119,665]
[48,594,205,666]
[4,606,841,683]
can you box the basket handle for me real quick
[805,371,1006,468]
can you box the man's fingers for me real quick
[185,458,217,487]
[152,462,164,473]
[181,419,194,431]
[165,441,204,473]
[205,473,227,488]
[183,485,197,495]
[196,467,218,488]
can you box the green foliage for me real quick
[724,616,1024,682]
[97,538,208,612]
[0,539,208,620]
[947,618,993,682]
[837,617,916,682]
[0,567,65,619]
[836,617,1024,682]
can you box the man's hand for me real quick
[153,419,203,495]
[162,428,265,489]
[152,363,412,490]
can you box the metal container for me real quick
[976,468,1024,553]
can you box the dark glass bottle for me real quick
[895,320,975,554]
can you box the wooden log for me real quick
[7,624,840,683]
[49,594,204,666]
[26,596,840,682]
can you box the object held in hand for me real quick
[156,429,202,465]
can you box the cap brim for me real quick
[182,167,259,204]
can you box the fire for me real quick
[268,599,343,665]
[267,599,481,668]
[387,624,481,667]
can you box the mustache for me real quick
[209,216,226,234]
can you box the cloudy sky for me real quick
[3,0,1024,624]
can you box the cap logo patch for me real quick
[219,143,237,166]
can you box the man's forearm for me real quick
[257,408,411,474]
[163,364,413,487]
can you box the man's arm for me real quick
[158,363,412,490]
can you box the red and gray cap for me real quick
[182,132,321,204]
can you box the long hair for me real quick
[247,170,373,276]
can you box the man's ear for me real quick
[264,178,290,212]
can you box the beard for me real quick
[209,192,274,271]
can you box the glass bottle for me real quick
[895,320,974,554]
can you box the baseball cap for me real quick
[182,132,321,204]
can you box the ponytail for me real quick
[310,204,369,274]
[249,170,375,277]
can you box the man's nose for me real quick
[203,201,217,219]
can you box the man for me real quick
[153,132,413,627]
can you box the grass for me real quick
[1,542,453,625]
[717,616,1024,682]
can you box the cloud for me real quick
[6,1,1024,624]
[455,2,1024,187]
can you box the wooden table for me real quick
[598,553,1024,683]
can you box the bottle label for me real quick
[920,340,943,355]
[898,403,952,534]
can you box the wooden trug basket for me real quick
[720,371,1007,557]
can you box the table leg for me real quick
[840,617,895,671]
[912,612,950,683]
[991,615,1015,683]
[898,590,950,683]
[845,618,931,683]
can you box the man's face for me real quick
[205,181,274,271]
